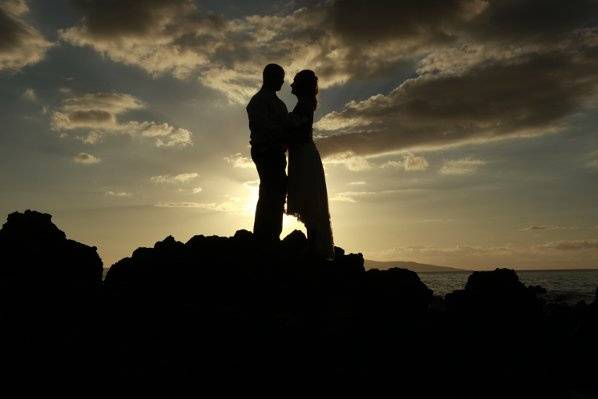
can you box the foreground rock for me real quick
[0,210,102,289]
[102,229,434,383]
[0,210,596,395]
[0,210,103,382]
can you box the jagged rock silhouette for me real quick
[0,210,103,383]
[0,210,596,395]
[101,227,435,386]
[446,268,544,321]
[0,210,102,287]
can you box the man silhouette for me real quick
[246,64,288,244]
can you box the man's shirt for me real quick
[246,88,289,152]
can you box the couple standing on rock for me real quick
[246,64,334,260]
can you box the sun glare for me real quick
[241,180,305,236]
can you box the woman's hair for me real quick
[293,70,318,109]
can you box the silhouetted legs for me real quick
[251,147,287,244]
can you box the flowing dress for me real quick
[286,99,335,259]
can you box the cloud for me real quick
[382,153,429,171]
[57,0,430,102]
[52,92,143,130]
[541,239,598,251]
[57,0,598,163]
[192,187,203,194]
[52,1,479,103]
[316,39,598,157]
[105,191,131,197]
[403,154,429,171]
[330,189,402,203]
[73,152,101,164]
[51,92,193,147]
[348,181,366,186]
[224,153,253,168]
[60,0,224,78]
[0,0,53,71]
[521,225,573,232]
[379,244,514,258]
[440,158,486,175]
[58,0,598,118]
[59,1,336,102]
[522,225,556,232]
[324,151,372,171]
[374,239,591,262]
[135,122,194,148]
[371,238,598,268]
[314,1,598,157]
[150,173,198,184]
[330,192,358,203]
[155,199,241,213]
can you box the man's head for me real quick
[262,64,285,91]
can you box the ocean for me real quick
[418,269,598,304]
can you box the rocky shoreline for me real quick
[1,210,596,396]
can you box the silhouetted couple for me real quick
[247,64,334,260]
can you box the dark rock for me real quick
[0,210,102,289]
[0,210,104,383]
[365,267,433,315]
[2,210,598,394]
[528,284,548,296]
[446,268,544,321]
[280,229,307,254]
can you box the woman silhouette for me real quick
[286,70,335,260]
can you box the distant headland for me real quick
[364,259,466,272]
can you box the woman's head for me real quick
[291,70,318,106]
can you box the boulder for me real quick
[0,210,102,290]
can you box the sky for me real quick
[1,0,598,270]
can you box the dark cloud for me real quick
[326,0,474,45]
[51,92,193,147]
[70,0,224,39]
[61,0,226,79]
[0,5,23,48]
[327,0,598,47]
[0,0,52,71]
[58,0,598,155]
[60,1,481,99]
[72,152,100,164]
[316,40,598,156]
[58,0,598,104]
[67,110,114,125]
[467,0,598,42]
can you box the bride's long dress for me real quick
[286,99,335,259]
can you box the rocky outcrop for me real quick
[0,210,104,383]
[445,268,544,322]
[0,210,103,288]
[0,210,596,394]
